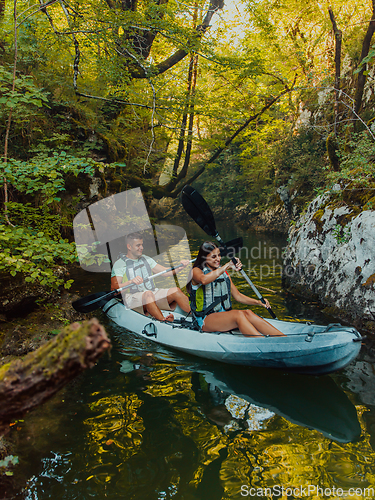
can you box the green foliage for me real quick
[0,0,373,294]
[270,128,327,203]
[5,202,69,240]
[333,224,351,244]
[354,43,375,75]
[327,132,375,188]
[194,146,249,211]
[0,152,99,204]
[0,224,76,289]
[0,66,49,113]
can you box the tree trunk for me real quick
[328,7,342,136]
[173,56,198,185]
[2,0,18,227]
[167,55,198,192]
[0,0,5,52]
[354,0,375,116]
[0,318,110,433]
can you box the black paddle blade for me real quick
[220,237,243,257]
[181,185,217,237]
[72,291,115,313]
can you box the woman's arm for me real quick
[230,279,271,309]
[192,263,232,286]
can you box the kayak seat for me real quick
[171,318,200,331]
[197,329,243,336]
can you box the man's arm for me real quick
[111,275,123,291]
[111,275,143,291]
[152,260,190,277]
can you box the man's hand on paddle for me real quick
[131,276,144,285]
[180,259,191,268]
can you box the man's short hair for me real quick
[127,232,143,244]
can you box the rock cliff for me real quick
[282,191,375,332]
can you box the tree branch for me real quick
[151,85,294,199]
[130,0,223,78]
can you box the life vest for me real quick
[119,254,156,293]
[190,266,232,318]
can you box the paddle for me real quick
[181,185,277,319]
[72,259,195,313]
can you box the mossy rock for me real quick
[109,178,122,193]
[64,172,92,197]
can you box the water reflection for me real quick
[187,364,361,443]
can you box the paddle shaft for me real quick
[214,234,277,319]
[114,258,195,293]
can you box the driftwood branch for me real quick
[0,318,110,433]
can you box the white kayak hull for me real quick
[103,299,363,375]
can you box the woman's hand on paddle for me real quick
[260,298,271,309]
[228,258,242,272]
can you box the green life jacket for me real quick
[190,266,232,317]
[119,254,156,293]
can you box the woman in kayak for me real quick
[187,241,286,337]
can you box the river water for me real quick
[3,221,375,499]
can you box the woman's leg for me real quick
[243,310,286,337]
[202,310,264,337]
[167,287,191,313]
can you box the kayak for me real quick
[102,299,363,375]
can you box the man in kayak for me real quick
[111,232,191,321]
[187,241,286,336]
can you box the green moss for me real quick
[311,183,375,232]
[322,305,341,317]
[0,362,12,378]
[313,209,325,221]
[100,134,126,162]
[311,208,326,233]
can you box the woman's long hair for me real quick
[186,241,219,294]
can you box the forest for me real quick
[1,0,375,292]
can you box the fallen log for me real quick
[0,318,111,433]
